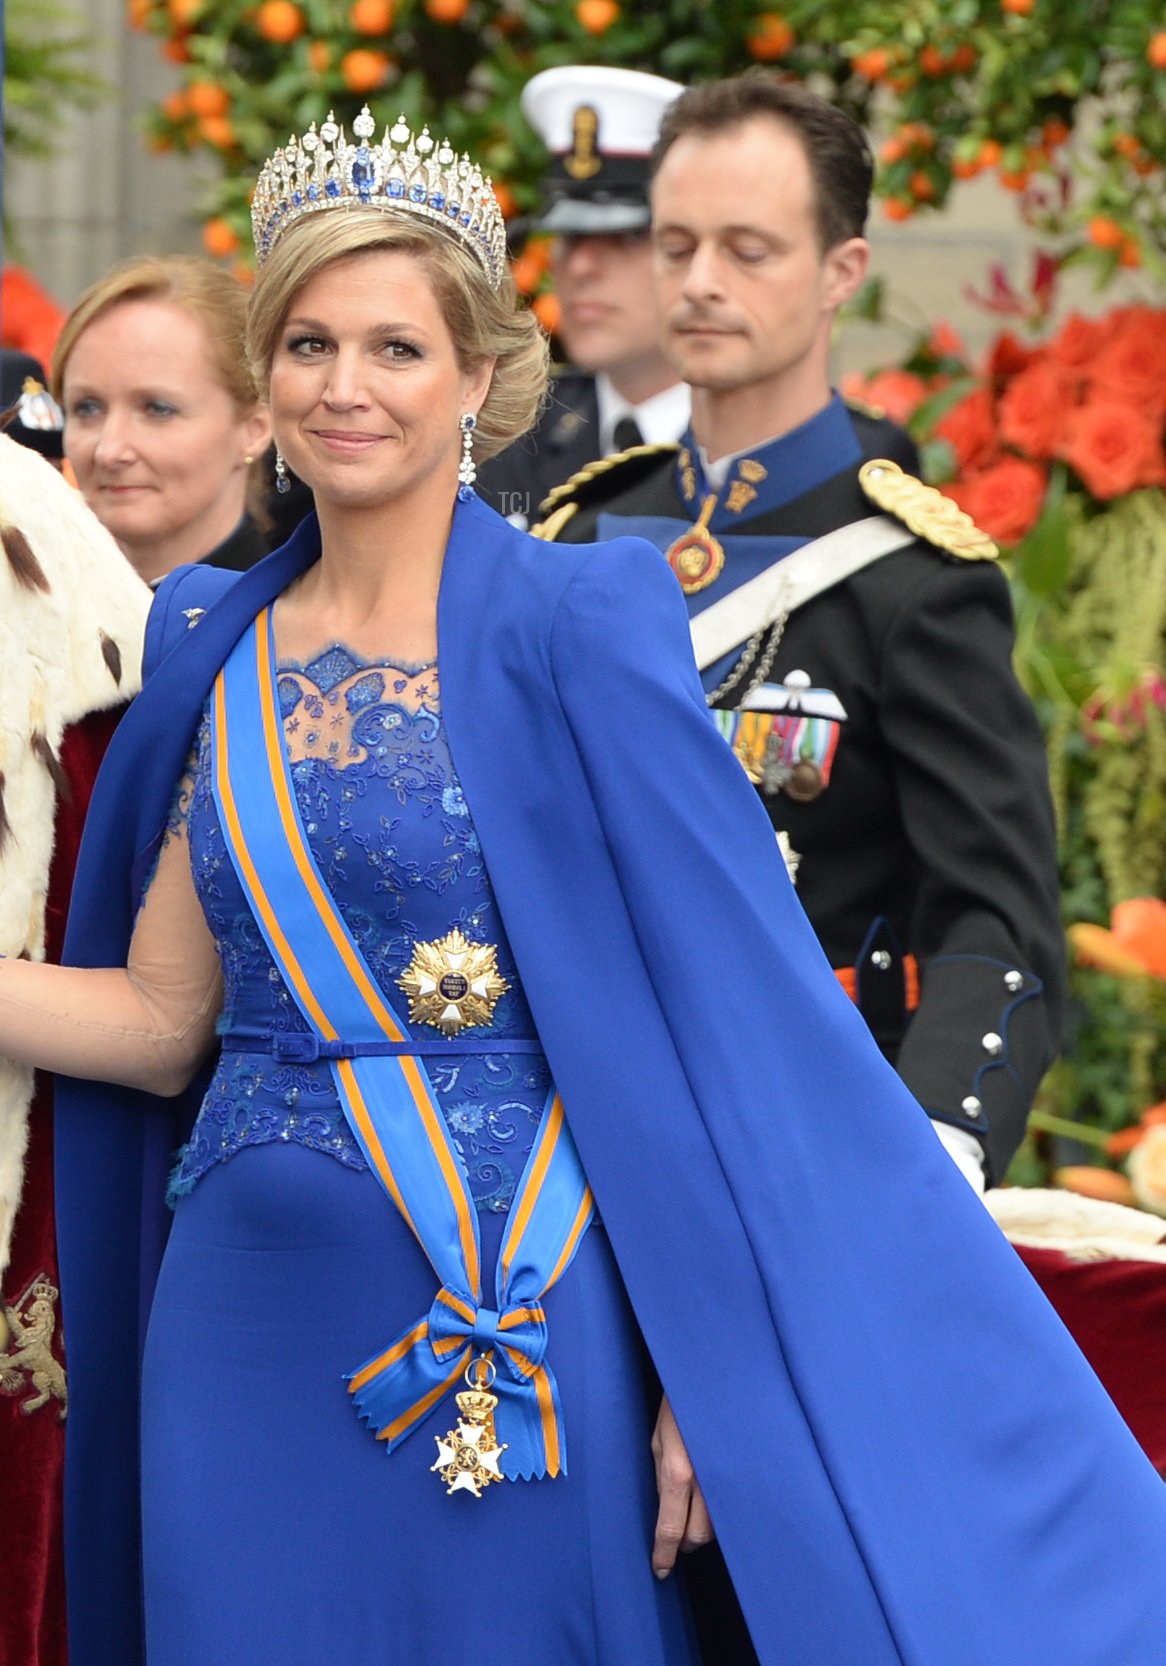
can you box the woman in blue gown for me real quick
[4,107,1166,1666]
[143,659,694,1664]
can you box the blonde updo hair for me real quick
[51,254,259,415]
[245,210,549,463]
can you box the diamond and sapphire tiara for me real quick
[250,106,508,291]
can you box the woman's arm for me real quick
[0,827,221,1096]
[651,1396,714,1577]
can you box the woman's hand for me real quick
[651,1395,714,1577]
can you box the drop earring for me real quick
[275,451,291,495]
[457,412,477,502]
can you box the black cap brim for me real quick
[534,198,651,235]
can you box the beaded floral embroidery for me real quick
[166,649,550,1212]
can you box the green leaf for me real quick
[1014,463,1072,600]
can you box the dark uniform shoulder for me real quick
[547,365,596,394]
[531,441,680,541]
[845,404,922,474]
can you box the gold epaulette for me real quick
[530,441,679,541]
[537,441,680,516]
[859,459,998,562]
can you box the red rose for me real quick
[840,367,930,424]
[934,385,996,470]
[1088,307,1166,418]
[943,455,1048,545]
[997,360,1074,459]
[985,331,1041,381]
[1057,399,1166,499]
[1048,311,1112,374]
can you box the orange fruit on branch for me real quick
[576,0,619,32]
[186,80,230,118]
[351,0,394,31]
[1087,215,1124,250]
[746,13,795,61]
[532,292,561,334]
[425,0,470,18]
[510,252,542,294]
[197,114,236,149]
[1148,31,1166,70]
[851,46,892,80]
[340,47,393,91]
[1119,237,1142,269]
[202,217,240,258]
[900,122,934,151]
[256,0,305,42]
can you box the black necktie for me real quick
[611,415,644,454]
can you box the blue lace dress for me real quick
[138,651,697,1666]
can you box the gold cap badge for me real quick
[564,105,602,180]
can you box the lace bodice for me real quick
[167,648,551,1213]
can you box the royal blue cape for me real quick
[57,496,1166,1665]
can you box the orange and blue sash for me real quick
[210,610,594,1480]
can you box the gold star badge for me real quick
[397,927,509,1036]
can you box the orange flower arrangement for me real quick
[844,285,1166,548]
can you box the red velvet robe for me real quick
[0,711,121,1666]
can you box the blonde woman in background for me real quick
[52,255,272,581]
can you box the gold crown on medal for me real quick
[251,105,508,290]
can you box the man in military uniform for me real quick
[476,65,690,528]
[536,73,1065,1198]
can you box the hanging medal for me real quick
[432,1358,509,1497]
[665,493,725,595]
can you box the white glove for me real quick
[933,1119,987,1195]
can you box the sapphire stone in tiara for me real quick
[250,105,508,290]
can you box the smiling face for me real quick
[62,299,269,582]
[266,248,493,517]
[651,117,868,419]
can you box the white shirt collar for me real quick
[699,430,792,492]
[595,373,690,455]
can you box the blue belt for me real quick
[219,1028,545,1064]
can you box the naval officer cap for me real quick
[1,349,64,461]
[522,64,684,236]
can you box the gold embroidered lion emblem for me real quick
[0,1274,67,1419]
